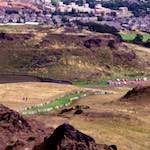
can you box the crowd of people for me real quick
[107,77,149,87]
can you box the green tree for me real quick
[133,34,143,44]
[51,0,61,5]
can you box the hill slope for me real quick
[0,104,116,150]
[0,27,150,82]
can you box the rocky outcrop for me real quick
[0,104,52,150]
[0,32,32,41]
[33,123,117,150]
[0,104,31,131]
[0,104,117,150]
[121,86,150,105]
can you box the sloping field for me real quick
[0,82,78,110]
[70,88,150,150]
[33,87,150,150]
[120,32,150,42]
[0,26,149,82]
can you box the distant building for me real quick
[95,4,111,16]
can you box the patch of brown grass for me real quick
[23,87,150,150]
[0,82,78,110]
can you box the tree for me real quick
[133,34,143,44]
[51,0,61,5]
[87,22,119,34]
[61,16,69,24]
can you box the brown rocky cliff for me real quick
[0,104,52,150]
[0,104,31,131]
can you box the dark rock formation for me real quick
[0,33,32,41]
[84,38,101,48]
[0,104,31,131]
[0,104,117,150]
[0,104,52,150]
[144,39,150,48]
[121,86,150,105]
[74,109,83,115]
[33,123,117,150]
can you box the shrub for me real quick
[133,34,143,44]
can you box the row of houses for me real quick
[55,2,133,18]
[0,2,133,23]
[0,1,149,33]
[0,7,54,24]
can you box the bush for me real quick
[144,39,150,48]
[133,34,143,44]
[76,21,119,35]
[74,109,83,115]
[87,22,119,34]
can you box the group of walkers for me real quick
[107,77,149,87]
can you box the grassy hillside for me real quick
[120,32,150,42]
[0,25,150,83]
[33,87,150,150]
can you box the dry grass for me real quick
[27,32,47,45]
[32,87,150,150]
[70,117,150,150]
[1,79,148,150]
[69,87,150,150]
[124,43,150,54]
[0,82,78,110]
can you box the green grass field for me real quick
[22,92,91,114]
[120,32,150,42]
[73,80,109,87]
